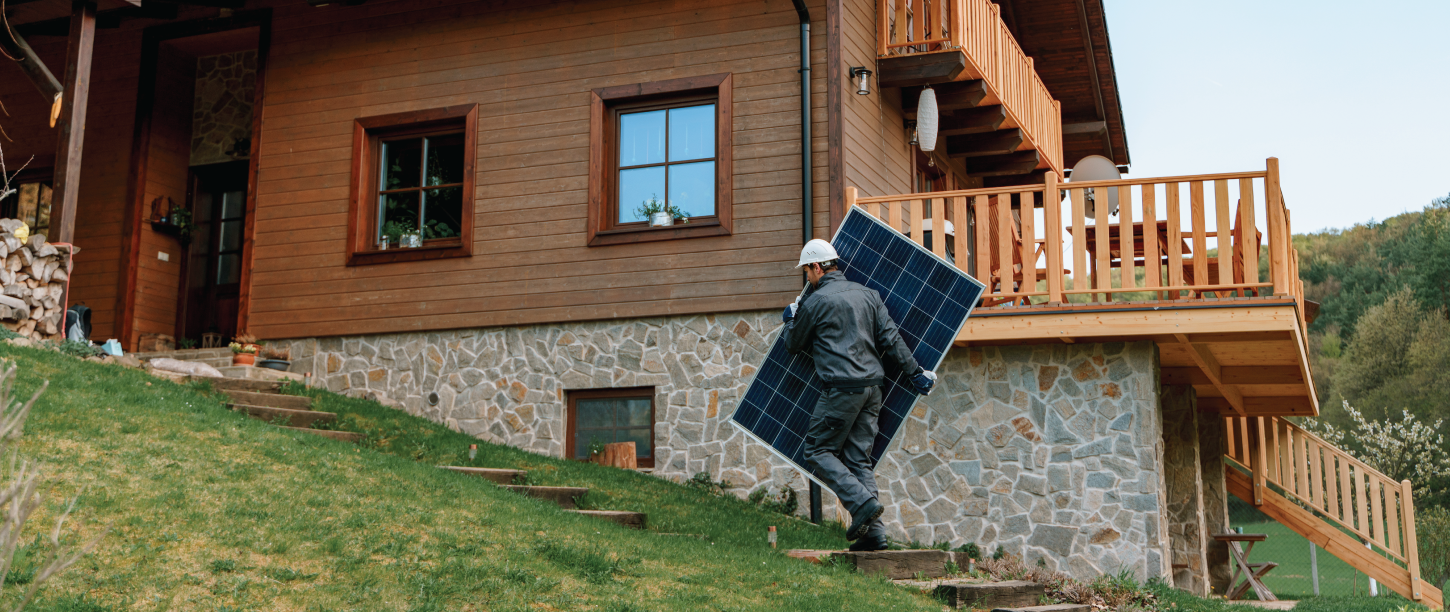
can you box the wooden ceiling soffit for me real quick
[1063,121,1106,135]
[982,170,1047,188]
[878,52,967,88]
[1175,333,1244,416]
[947,129,1023,158]
[1161,366,1305,387]
[964,150,1038,177]
[1198,396,1317,417]
[937,105,1007,136]
[17,2,178,36]
[903,80,987,113]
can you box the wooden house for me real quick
[0,0,1437,605]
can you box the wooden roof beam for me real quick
[1199,396,1317,416]
[903,80,987,113]
[0,22,64,124]
[937,105,1007,136]
[1175,333,1244,416]
[964,150,1038,177]
[947,129,1023,158]
[1162,366,1305,386]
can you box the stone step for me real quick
[134,347,232,361]
[230,404,336,428]
[216,366,304,382]
[570,510,646,530]
[438,466,526,485]
[788,549,960,580]
[934,580,1046,610]
[279,426,362,443]
[204,377,284,393]
[499,485,589,509]
[991,604,1092,612]
[224,390,311,410]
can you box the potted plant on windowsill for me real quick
[257,345,291,372]
[379,221,409,250]
[229,341,257,366]
[635,195,689,228]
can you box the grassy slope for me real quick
[1,345,940,611]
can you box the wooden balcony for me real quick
[878,0,1063,175]
[846,158,1317,417]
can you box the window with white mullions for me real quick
[616,103,717,224]
[376,132,465,245]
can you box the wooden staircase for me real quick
[438,465,647,529]
[1224,416,1443,609]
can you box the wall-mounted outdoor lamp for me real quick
[850,67,873,95]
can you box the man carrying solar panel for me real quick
[781,239,937,552]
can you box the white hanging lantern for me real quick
[916,86,939,152]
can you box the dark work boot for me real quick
[848,533,889,552]
[846,498,884,541]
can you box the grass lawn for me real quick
[1227,521,1385,599]
[0,344,943,611]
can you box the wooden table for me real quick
[1213,533,1278,601]
[1067,219,1190,267]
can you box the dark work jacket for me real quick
[782,271,921,388]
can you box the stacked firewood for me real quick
[0,219,73,341]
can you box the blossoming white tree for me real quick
[1304,401,1450,500]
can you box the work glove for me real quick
[911,370,937,396]
[782,296,801,323]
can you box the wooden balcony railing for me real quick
[878,0,1063,173]
[1224,415,1431,604]
[845,158,1306,326]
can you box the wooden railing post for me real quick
[1265,157,1291,295]
[1252,416,1267,506]
[1403,479,1424,601]
[846,186,858,214]
[1045,172,1063,303]
[878,0,890,56]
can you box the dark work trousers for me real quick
[805,386,886,539]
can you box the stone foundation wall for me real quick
[278,322,1173,582]
[1198,414,1233,595]
[1162,385,1209,595]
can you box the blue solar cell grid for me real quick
[730,206,986,482]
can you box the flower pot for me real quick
[232,353,256,366]
[649,212,674,227]
[402,234,422,248]
[257,359,290,372]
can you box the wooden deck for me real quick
[849,159,1315,418]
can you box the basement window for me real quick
[346,105,477,266]
[0,172,52,239]
[567,388,655,468]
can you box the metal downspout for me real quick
[792,0,812,244]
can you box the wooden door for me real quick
[181,161,248,342]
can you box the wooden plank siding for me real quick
[0,0,830,343]
[840,0,912,205]
[245,0,828,339]
[131,44,193,346]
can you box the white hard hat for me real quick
[796,239,839,268]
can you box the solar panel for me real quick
[730,205,986,485]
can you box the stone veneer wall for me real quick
[1197,415,1233,594]
[1162,385,1209,595]
[279,321,1172,582]
[190,50,256,166]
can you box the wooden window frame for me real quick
[565,387,656,468]
[346,104,477,266]
[588,73,732,246]
[0,167,54,236]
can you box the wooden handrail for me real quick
[879,0,1063,173]
[1224,416,1424,582]
[846,159,1307,311]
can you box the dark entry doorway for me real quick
[180,161,248,341]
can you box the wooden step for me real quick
[934,580,1045,610]
[229,404,336,428]
[224,390,311,410]
[789,549,958,580]
[991,604,1092,612]
[438,466,526,485]
[571,510,646,530]
[279,426,361,443]
[499,485,589,509]
[204,377,284,393]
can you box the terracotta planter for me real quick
[232,353,256,366]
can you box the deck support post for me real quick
[1044,172,1063,303]
[1403,479,1423,601]
[51,0,98,245]
[1251,417,1266,506]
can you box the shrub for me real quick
[747,486,798,516]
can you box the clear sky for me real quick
[1102,0,1450,234]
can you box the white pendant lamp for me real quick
[916,86,939,152]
